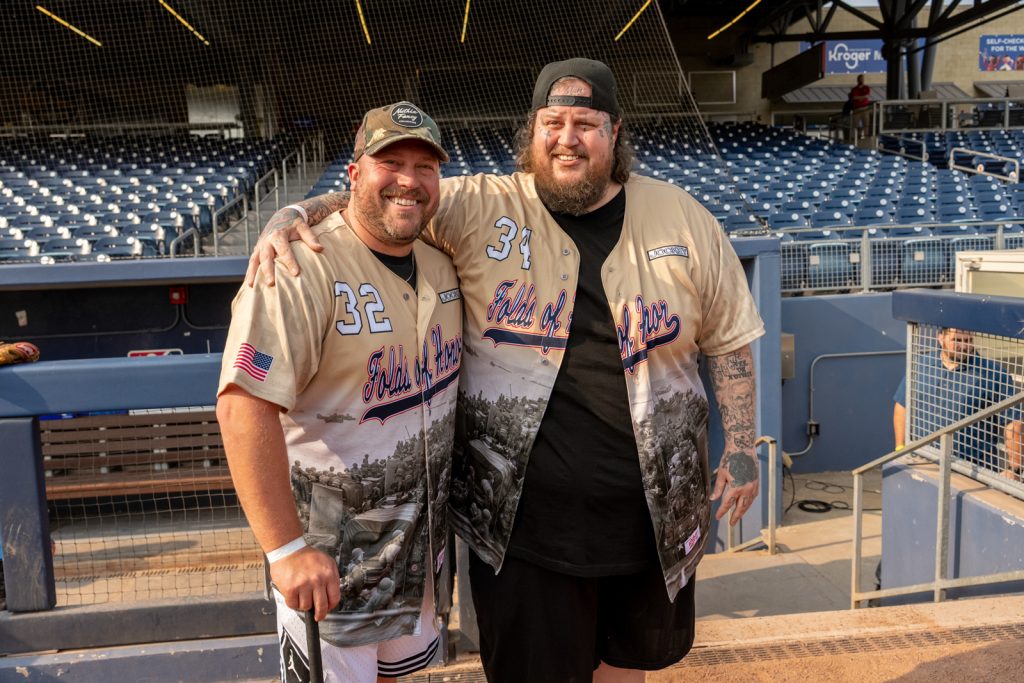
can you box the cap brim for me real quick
[364,134,449,163]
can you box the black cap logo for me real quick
[391,104,423,128]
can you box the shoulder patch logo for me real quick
[439,288,462,304]
[647,245,689,261]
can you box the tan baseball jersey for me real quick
[218,213,462,647]
[426,172,764,601]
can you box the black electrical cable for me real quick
[785,477,882,514]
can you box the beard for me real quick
[525,145,613,216]
[350,186,432,247]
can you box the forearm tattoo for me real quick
[708,346,758,486]
[300,192,349,226]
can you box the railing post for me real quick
[274,169,281,211]
[282,158,289,201]
[0,417,56,612]
[211,198,220,257]
[860,230,871,293]
[935,432,953,603]
[851,471,864,609]
[243,194,251,254]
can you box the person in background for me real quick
[893,327,1023,481]
[848,74,872,141]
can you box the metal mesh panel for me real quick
[42,406,263,606]
[778,228,1011,295]
[907,324,1024,491]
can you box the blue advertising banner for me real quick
[979,35,1024,71]
[800,40,886,74]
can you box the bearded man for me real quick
[247,59,764,683]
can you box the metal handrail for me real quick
[281,151,300,200]
[876,96,1024,134]
[253,167,280,232]
[168,227,200,257]
[949,147,1020,184]
[851,388,1024,609]
[211,193,250,256]
[876,134,928,162]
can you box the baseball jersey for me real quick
[426,172,764,602]
[218,213,463,647]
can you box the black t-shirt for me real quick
[505,188,656,576]
[370,248,416,288]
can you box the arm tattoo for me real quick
[708,346,758,486]
[299,192,349,226]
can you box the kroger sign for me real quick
[800,40,887,74]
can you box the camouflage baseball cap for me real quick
[352,101,449,163]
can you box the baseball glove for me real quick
[0,341,41,366]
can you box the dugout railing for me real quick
[0,355,274,654]
[851,289,1024,609]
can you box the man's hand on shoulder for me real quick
[246,207,321,288]
[270,546,341,622]
[245,193,350,288]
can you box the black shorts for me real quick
[468,551,695,683]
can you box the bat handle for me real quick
[305,609,324,683]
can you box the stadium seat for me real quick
[809,210,851,229]
[901,237,947,285]
[93,235,155,258]
[806,241,858,290]
[852,208,892,227]
[723,214,759,232]
[767,212,808,230]
[894,206,933,225]
[39,237,90,258]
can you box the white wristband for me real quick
[266,536,306,564]
[284,204,309,223]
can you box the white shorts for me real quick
[275,586,440,683]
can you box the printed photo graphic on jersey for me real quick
[233,342,274,382]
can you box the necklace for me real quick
[401,254,417,285]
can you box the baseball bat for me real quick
[305,609,324,683]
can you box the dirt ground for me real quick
[652,640,1024,683]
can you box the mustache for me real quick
[381,189,429,202]
[550,146,588,159]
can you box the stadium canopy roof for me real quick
[975,81,1024,98]
[781,81,968,103]
[684,0,1024,45]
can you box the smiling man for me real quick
[217,102,462,683]
[248,59,765,683]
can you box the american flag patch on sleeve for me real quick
[233,342,274,382]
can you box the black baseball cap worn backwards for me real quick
[531,58,621,119]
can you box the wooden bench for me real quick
[39,410,234,501]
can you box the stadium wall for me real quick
[781,293,906,474]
